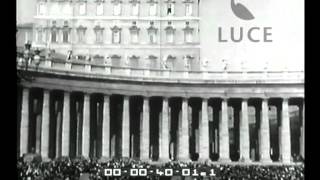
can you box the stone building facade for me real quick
[32,0,200,71]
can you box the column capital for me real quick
[221,97,228,101]
[282,97,290,101]
[162,96,170,101]
[63,91,71,97]
[43,89,51,93]
[143,96,150,100]
[242,97,249,102]
[182,97,189,101]
[201,96,209,101]
[63,90,72,94]
[103,93,112,97]
[22,86,30,90]
[83,92,91,96]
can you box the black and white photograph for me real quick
[16,0,305,179]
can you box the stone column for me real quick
[82,93,90,158]
[240,98,251,162]
[101,95,110,160]
[199,98,210,162]
[159,97,170,161]
[122,96,130,158]
[219,98,230,162]
[177,98,190,161]
[41,90,50,161]
[56,110,62,158]
[20,88,30,156]
[277,106,282,160]
[280,98,291,163]
[140,97,150,161]
[61,91,70,156]
[300,101,304,159]
[259,98,271,162]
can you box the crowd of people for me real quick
[17,157,304,180]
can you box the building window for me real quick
[148,55,158,69]
[94,25,104,44]
[38,3,46,15]
[93,55,105,64]
[97,3,104,16]
[110,54,121,67]
[128,55,140,68]
[77,25,87,43]
[51,30,57,43]
[131,3,140,16]
[79,2,86,15]
[165,22,175,44]
[147,22,158,44]
[36,28,43,43]
[166,1,175,16]
[149,2,157,16]
[51,21,58,43]
[112,0,122,16]
[111,26,121,44]
[62,21,71,43]
[185,3,193,16]
[129,22,140,44]
[183,22,194,43]
[164,55,176,69]
[183,55,194,70]
[63,3,72,15]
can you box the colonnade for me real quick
[18,87,304,163]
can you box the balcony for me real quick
[17,56,304,85]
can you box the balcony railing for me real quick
[17,57,304,84]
